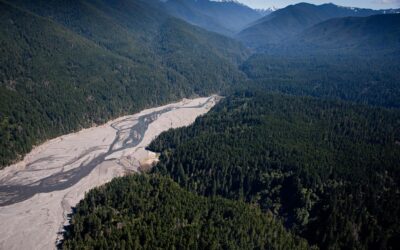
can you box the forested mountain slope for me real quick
[0,0,247,168]
[62,174,312,250]
[236,3,393,48]
[149,91,400,250]
[241,54,400,108]
[3,1,398,249]
[294,14,400,53]
[239,14,400,108]
[164,0,264,36]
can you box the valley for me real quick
[0,96,218,250]
[0,0,399,249]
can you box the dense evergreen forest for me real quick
[1,1,400,169]
[0,0,247,168]
[241,54,400,108]
[62,174,312,250]
[1,1,400,249]
[148,92,400,250]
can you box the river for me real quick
[0,95,218,250]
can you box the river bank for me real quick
[0,95,219,250]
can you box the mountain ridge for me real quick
[295,13,400,53]
[236,2,398,48]
[164,0,264,36]
[0,0,248,167]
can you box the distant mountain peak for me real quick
[256,6,278,12]
[236,2,397,48]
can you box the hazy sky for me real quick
[236,0,400,9]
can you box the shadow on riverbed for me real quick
[0,97,216,206]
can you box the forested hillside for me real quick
[241,54,400,108]
[1,1,400,249]
[257,14,400,55]
[0,0,247,168]
[164,0,263,36]
[295,14,400,53]
[236,3,386,48]
[149,92,400,249]
[62,174,312,250]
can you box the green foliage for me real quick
[2,2,399,249]
[0,0,247,168]
[62,174,312,250]
[149,91,400,249]
[241,54,400,108]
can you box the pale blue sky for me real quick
[236,0,400,9]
